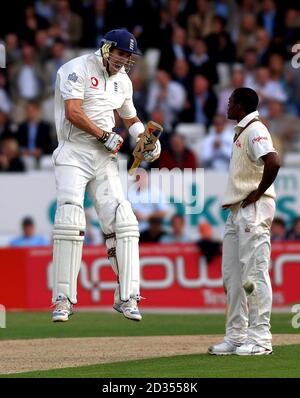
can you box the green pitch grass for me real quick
[5,345,300,378]
[0,312,299,378]
[0,311,297,340]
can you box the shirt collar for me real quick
[235,110,259,131]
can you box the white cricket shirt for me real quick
[54,51,137,148]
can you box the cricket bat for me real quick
[128,121,163,175]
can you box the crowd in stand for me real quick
[9,210,300,255]
[271,216,300,241]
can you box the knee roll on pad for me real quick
[52,204,86,304]
[115,200,140,301]
[115,200,140,238]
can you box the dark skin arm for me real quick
[241,152,281,208]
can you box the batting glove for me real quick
[143,140,161,162]
[98,131,124,154]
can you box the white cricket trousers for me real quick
[222,196,275,349]
[52,141,141,304]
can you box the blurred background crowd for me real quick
[0,0,300,249]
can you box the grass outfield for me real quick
[4,345,300,378]
[0,312,299,378]
[0,312,297,340]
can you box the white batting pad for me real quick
[115,200,140,301]
[52,204,86,304]
[105,235,118,276]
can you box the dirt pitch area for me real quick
[1,334,300,375]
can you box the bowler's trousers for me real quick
[223,196,275,349]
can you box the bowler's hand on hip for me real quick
[241,190,261,208]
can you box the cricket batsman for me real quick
[51,29,161,322]
[208,88,281,355]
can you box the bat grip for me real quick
[128,158,141,175]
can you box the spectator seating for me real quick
[40,155,54,170]
[284,152,300,168]
[144,48,161,81]
[216,63,231,91]
[175,123,206,156]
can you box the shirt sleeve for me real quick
[117,79,137,119]
[247,127,277,165]
[57,59,86,100]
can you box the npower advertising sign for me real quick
[0,243,300,310]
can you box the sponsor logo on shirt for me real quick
[68,72,78,82]
[114,82,118,93]
[252,136,268,144]
[90,77,99,88]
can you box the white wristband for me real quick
[128,122,145,141]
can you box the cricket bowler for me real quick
[208,87,281,355]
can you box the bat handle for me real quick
[128,158,141,175]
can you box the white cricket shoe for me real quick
[236,341,273,356]
[52,293,73,322]
[208,340,239,355]
[113,296,142,321]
